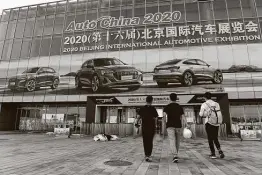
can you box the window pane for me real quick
[10,9,19,20]
[121,7,133,18]
[213,0,228,19]
[34,17,45,36]
[40,36,51,56]
[110,0,121,7]
[6,21,16,39]
[77,1,88,11]
[30,37,41,57]
[85,10,97,21]
[122,0,133,5]
[27,6,37,18]
[50,35,62,55]
[11,39,22,59]
[227,0,242,18]
[100,0,110,8]
[2,40,13,60]
[1,10,10,22]
[172,3,185,23]
[46,3,57,15]
[110,10,120,18]
[15,20,26,38]
[43,15,55,35]
[0,22,8,41]
[134,7,145,18]
[56,1,66,13]
[75,12,86,23]
[185,2,199,22]
[241,0,256,17]
[20,38,32,58]
[18,7,28,19]
[244,105,260,123]
[24,18,35,37]
[134,0,145,5]
[64,14,76,33]
[255,0,262,17]
[67,1,78,13]
[230,106,245,123]
[53,14,65,34]
[37,4,47,16]
[0,41,4,60]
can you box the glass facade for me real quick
[230,104,262,134]
[0,0,261,103]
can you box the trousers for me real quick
[205,123,221,154]
[142,127,155,157]
[167,127,181,156]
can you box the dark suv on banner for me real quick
[153,58,223,87]
[75,58,143,92]
[8,67,60,92]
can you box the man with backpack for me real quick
[199,92,225,159]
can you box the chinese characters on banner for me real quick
[63,20,261,53]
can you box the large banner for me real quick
[0,10,262,102]
[62,11,261,53]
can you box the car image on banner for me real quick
[8,67,60,92]
[153,58,223,87]
[75,58,143,92]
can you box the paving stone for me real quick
[0,134,262,175]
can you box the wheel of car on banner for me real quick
[51,78,59,89]
[212,71,223,84]
[91,75,100,92]
[75,76,82,89]
[182,71,194,86]
[26,79,36,92]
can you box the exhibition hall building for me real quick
[0,0,261,139]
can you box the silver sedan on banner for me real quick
[153,58,223,87]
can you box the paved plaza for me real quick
[0,133,262,175]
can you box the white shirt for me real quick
[199,99,220,127]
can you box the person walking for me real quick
[163,93,188,163]
[199,92,225,159]
[135,95,158,162]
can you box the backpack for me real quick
[205,102,223,125]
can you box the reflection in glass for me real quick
[185,2,199,22]
[24,19,35,37]
[43,16,55,35]
[27,6,37,18]
[30,37,41,57]
[256,0,262,16]
[20,38,32,58]
[18,7,28,19]
[11,39,22,59]
[0,22,8,41]
[34,17,44,36]
[226,0,242,18]
[15,20,26,38]
[2,39,13,60]
[40,36,51,56]
[6,21,16,39]
[10,9,19,21]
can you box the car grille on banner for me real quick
[113,71,138,80]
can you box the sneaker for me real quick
[209,154,217,159]
[172,156,178,163]
[219,151,225,159]
[145,157,152,162]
